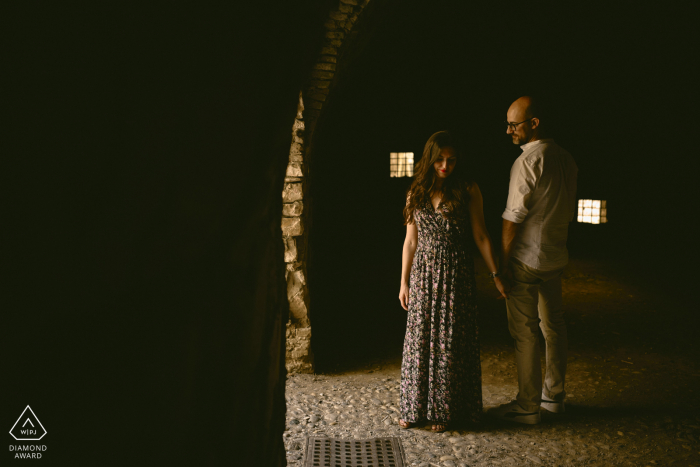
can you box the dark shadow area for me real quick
[307,1,697,373]
[4,1,335,465]
[309,140,411,369]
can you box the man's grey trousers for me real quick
[506,258,568,412]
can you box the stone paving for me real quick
[284,258,700,466]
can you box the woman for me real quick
[398,131,507,432]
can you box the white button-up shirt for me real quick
[502,139,578,271]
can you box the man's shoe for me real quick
[540,393,565,413]
[489,401,541,425]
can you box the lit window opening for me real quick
[390,152,414,177]
[577,199,608,224]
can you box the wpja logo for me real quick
[9,406,47,459]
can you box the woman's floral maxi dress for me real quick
[400,198,483,424]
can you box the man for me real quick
[490,96,578,424]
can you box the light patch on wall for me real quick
[390,152,414,177]
[578,199,607,224]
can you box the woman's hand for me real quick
[399,284,410,310]
[494,276,510,300]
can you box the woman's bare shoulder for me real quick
[465,181,482,202]
[465,180,480,193]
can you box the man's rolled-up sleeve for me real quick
[502,156,541,224]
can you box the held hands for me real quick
[494,274,511,300]
[399,284,410,311]
[401,277,509,306]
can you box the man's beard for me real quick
[512,131,530,145]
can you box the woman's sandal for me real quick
[430,422,448,433]
[398,419,414,429]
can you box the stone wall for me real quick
[284,93,314,372]
[282,0,398,373]
[282,0,382,374]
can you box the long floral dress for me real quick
[400,197,482,424]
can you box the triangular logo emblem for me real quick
[9,406,47,441]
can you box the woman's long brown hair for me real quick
[403,131,472,225]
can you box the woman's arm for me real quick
[468,183,509,299]
[399,222,418,310]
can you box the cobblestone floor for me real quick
[284,258,700,466]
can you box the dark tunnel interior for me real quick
[307,1,698,371]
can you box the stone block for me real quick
[292,269,306,286]
[339,3,354,13]
[286,360,313,374]
[289,153,303,162]
[320,56,337,63]
[344,17,356,30]
[309,79,331,89]
[284,176,302,183]
[281,216,303,237]
[290,141,303,157]
[308,93,327,102]
[340,0,358,4]
[282,182,303,202]
[296,327,311,338]
[324,19,336,30]
[294,338,310,351]
[311,70,334,80]
[307,99,323,110]
[288,293,308,320]
[288,283,305,302]
[320,46,338,55]
[292,119,305,133]
[284,237,297,262]
[292,349,309,359]
[292,135,304,144]
[329,39,342,47]
[325,31,345,39]
[287,269,304,299]
[286,162,303,177]
[314,62,337,71]
[329,11,348,21]
[282,200,303,217]
[296,93,304,118]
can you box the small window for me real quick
[389,152,414,177]
[577,199,607,224]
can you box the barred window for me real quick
[390,152,414,177]
[577,199,607,224]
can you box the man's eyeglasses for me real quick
[505,118,535,131]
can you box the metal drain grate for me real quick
[303,436,406,467]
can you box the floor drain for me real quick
[303,436,406,467]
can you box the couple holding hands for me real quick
[398,96,578,432]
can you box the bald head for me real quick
[507,96,537,122]
[506,95,544,146]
